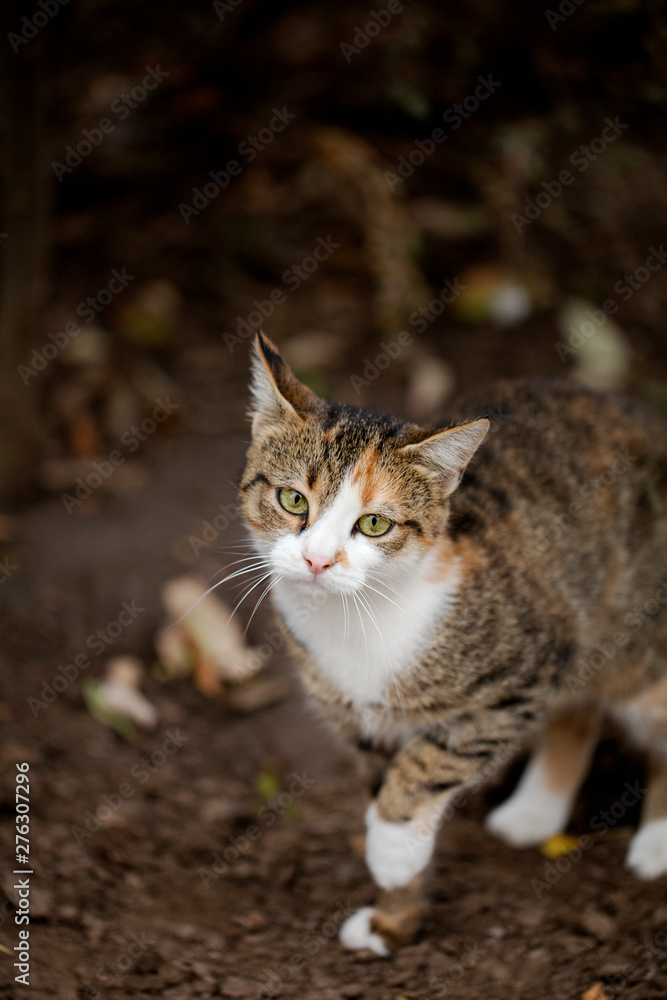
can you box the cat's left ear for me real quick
[249,331,320,437]
[400,419,490,496]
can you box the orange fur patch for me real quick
[429,535,475,582]
[350,446,379,507]
[350,446,395,509]
[538,705,599,796]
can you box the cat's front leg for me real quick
[338,800,444,956]
[340,728,504,953]
[339,871,429,957]
[364,799,443,890]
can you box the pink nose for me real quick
[304,554,333,575]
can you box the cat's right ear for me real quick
[249,331,320,437]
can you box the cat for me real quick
[239,331,667,955]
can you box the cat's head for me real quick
[240,332,488,595]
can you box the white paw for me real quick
[626,819,667,879]
[486,788,570,848]
[365,801,436,890]
[339,906,390,956]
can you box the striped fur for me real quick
[240,332,667,951]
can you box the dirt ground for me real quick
[3,2,667,997]
[2,339,667,1000]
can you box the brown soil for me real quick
[3,2,667,996]
[2,362,667,1000]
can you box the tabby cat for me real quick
[239,331,667,955]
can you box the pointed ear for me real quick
[400,419,490,495]
[249,331,321,437]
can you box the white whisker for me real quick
[341,592,349,647]
[167,561,271,628]
[365,573,424,615]
[358,588,406,717]
[227,568,277,626]
[243,573,283,638]
[361,580,412,617]
[217,561,272,587]
[351,591,369,677]
[207,554,267,581]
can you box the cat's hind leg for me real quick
[626,753,667,878]
[613,673,667,878]
[486,701,601,847]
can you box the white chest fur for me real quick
[272,557,461,715]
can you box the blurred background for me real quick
[1,1,667,997]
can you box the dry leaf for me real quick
[581,982,609,1000]
[89,656,158,731]
[160,575,261,693]
[67,411,101,458]
[454,263,532,326]
[558,297,632,388]
[539,833,581,859]
[227,677,290,713]
[405,355,454,420]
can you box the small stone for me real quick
[577,908,616,941]
[172,922,199,940]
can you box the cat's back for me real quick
[448,376,667,472]
[442,378,667,633]
[444,377,667,531]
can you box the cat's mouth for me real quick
[278,563,360,596]
[284,566,341,590]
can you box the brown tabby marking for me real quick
[240,332,667,954]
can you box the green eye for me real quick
[278,488,308,515]
[357,513,392,537]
